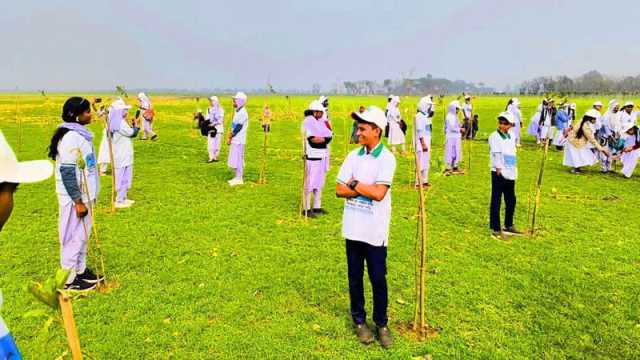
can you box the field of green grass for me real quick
[0,94,639,359]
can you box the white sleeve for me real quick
[489,135,504,169]
[375,154,396,186]
[337,153,355,185]
[117,120,135,137]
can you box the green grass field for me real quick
[1,94,639,359]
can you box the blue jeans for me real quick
[345,239,388,327]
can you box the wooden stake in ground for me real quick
[101,114,117,212]
[412,145,429,339]
[15,92,22,153]
[79,155,107,285]
[258,125,269,184]
[58,292,83,360]
[530,138,551,236]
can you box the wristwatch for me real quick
[348,179,359,190]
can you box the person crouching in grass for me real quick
[489,112,523,239]
[0,129,54,359]
[336,106,396,349]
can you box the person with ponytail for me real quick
[48,97,103,291]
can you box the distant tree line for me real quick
[519,70,640,96]
[341,74,495,95]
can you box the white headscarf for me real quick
[138,92,151,110]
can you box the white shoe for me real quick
[228,178,244,186]
[125,199,135,205]
[115,201,132,209]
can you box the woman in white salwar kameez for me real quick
[387,96,406,154]
[619,123,640,178]
[563,109,610,174]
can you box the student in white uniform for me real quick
[414,96,434,187]
[619,102,638,128]
[336,106,396,349]
[619,123,640,178]
[206,96,225,162]
[227,92,249,186]
[563,109,610,174]
[47,97,104,291]
[386,96,405,154]
[108,99,139,208]
[488,112,522,239]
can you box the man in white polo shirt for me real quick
[489,112,523,239]
[336,106,396,349]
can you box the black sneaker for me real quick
[503,226,524,236]
[491,230,505,240]
[313,208,328,215]
[151,134,158,141]
[65,277,97,292]
[355,323,374,345]
[78,268,104,284]
[301,209,316,218]
[376,326,393,349]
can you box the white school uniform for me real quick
[488,130,517,180]
[111,119,137,168]
[231,107,249,145]
[337,143,396,247]
[55,132,99,206]
[387,107,405,145]
[621,133,640,178]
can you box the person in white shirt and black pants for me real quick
[489,112,523,239]
[336,106,396,349]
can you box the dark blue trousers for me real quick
[345,239,388,327]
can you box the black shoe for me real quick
[151,134,158,141]
[301,209,316,218]
[313,208,328,215]
[355,323,374,345]
[502,226,524,236]
[78,268,104,284]
[207,159,215,163]
[491,230,505,240]
[376,326,393,349]
[65,277,97,292]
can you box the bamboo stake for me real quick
[80,168,107,285]
[530,138,550,236]
[258,126,268,184]
[102,114,117,213]
[412,142,429,338]
[58,292,83,360]
[15,92,22,153]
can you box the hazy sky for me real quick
[2,0,639,91]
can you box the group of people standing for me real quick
[528,98,639,177]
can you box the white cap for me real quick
[498,111,516,125]
[419,96,433,105]
[233,92,247,101]
[0,131,53,184]
[585,109,601,119]
[137,92,146,98]
[622,122,636,133]
[209,96,219,102]
[111,98,132,110]
[624,101,634,107]
[351,105,387,130]
[593,101,603,107]
[307,100,324,112]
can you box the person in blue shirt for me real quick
[553,103,570,150]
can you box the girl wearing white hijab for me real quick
[206,96,225,162]
[506,98,522,146]
[619,123,640,178]
[444,101,463,173]
[109,99,139,208]
[137,92,157,141]
[563,110,610,174]
[387,96,405,153]
[414,96,434,186]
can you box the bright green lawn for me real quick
[0,94,639,359]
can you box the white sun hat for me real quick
[307,100,324,112]
[622,122,636,133]
[0,131,53,184]
[593,101,603,107]
[624,101,634,107]
[585,109,601,119]
[233,92,248,101]
[498,111,516,124]
[351,105,387,130]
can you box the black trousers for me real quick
[489,171,516,231]
[345,239,388,327]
